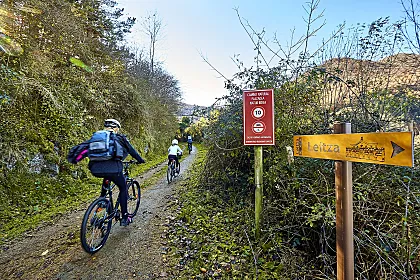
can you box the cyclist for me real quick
[168,139,183,173]
[187,135,193,152]
[88,119,145,226]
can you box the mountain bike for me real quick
[80,160,141,254]
[167,154,181,184]
[188,142,192,154]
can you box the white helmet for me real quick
[104,118,121,128]
[172,139,178,145]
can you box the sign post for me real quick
[334,122,353,280]
[254,145,263,239]
[294,126,414,279]
[243,89,275,239]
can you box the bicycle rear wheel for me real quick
[167,166,172,183]
[127,181,141,217]
[80,197,112,254]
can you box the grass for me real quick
[165,143,305,279]
[165,144,258,278]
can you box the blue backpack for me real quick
[88,130,123,161]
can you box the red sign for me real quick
[243,89,275,145]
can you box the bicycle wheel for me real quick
[80,197,112,254]
[127,181,141,217]
[167,166,172,183]
[171,165,176,178]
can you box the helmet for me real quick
[104,118,121,128]
[172,139,178,145]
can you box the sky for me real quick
[116,0,405,107]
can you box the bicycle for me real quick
[167,154,181,184]
[188,142,192,154]
[80,160,141,254]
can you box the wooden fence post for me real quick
[255,145,263,239]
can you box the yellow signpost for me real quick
[294,126,414,280]
[294,131,414,167]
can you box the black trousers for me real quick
[100,172,128,216]
[168,154,179,168]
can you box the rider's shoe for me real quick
[120,215,132,226]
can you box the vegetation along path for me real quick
[0,146,198,280]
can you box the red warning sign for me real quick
[243,89,275,145]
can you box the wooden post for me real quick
[334,122,354,280]
[255,145,263,239]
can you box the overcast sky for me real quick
[117,0,405,106]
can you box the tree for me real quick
[179,116,191,138]
[0,0,182,233]
[142,11,162,78]
[400,0,420,53]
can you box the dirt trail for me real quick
[0,147,197,280]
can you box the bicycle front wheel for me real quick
[80,197,112,254]
[127,181,141,217]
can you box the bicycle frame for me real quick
[101,180,120,222]
[100,161,135,222]
[123,162,135,185]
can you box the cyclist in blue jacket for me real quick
[187,135,193,153]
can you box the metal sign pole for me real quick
[334,122,354,280]
[255,145,263,239]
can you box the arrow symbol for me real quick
[391,141,405,158]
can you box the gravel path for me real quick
[0,147,197,280]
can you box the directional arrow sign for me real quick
[294,132,414,167]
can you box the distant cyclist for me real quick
[187,135,193,153]
[168,139,183,172]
